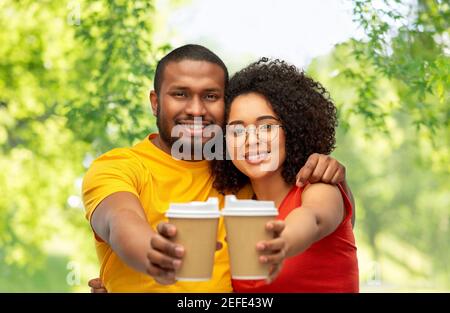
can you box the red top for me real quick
[232,184,359,293]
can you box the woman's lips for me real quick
[244,151,270,165]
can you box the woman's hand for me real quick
[256,220,288,283]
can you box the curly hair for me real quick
[211,58,337,195]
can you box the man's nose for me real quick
[185,95,207,116]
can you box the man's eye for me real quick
[205,94,218,101]
[173,91,186,98]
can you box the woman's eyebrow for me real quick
[228,120,244,125]
[256,115,279,122]
[228,116,278,125]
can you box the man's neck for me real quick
[151,134,172,155]
[250,171,293,208]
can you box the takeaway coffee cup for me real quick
[165,197,220,281]
[221,195,278,280]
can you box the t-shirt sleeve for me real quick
[82,148,144,223]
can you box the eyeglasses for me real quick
[226,124,283,147]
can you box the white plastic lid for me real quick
[221,195,278,216]
[165,197,220,219]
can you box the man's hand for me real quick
[296,153,356,228]
[256,221,287,283]
[296,153,345,187]
[146,222,184,285]
[148,222,224,285]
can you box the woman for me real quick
[212,58,359,292]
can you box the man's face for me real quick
[151,59,225,156]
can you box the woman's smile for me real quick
[244,150,271,165]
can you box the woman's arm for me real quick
[341,179,355,227]
[295,154,355,228]
[282,183,345,257]
[257,183,346,281]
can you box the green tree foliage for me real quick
[307,0,449,289]
[0,0,169,291]
[348,0,449,134]
[0,0,448,291]
[66,0,171,152]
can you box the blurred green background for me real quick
[0,0,448,292]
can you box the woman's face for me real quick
[226,92,286,180]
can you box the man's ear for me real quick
[149,90,158,117]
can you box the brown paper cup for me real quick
[222,196,278,280]
[165,198,220,281]
[224,215,274,279]
[169,217,219,281]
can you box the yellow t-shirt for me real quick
[82,133,252,292]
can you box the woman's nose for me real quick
[246,127,259,146]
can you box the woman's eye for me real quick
[230,127,245,136]
[259,124,272,131]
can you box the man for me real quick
[83,44,354,292]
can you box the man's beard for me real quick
[156,111,177,149]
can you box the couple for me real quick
[83,44,358,293]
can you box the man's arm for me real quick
[91,191,183,285]
[295,153,356,228]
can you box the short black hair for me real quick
[212,58,337,194]
[154,44,229,95]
